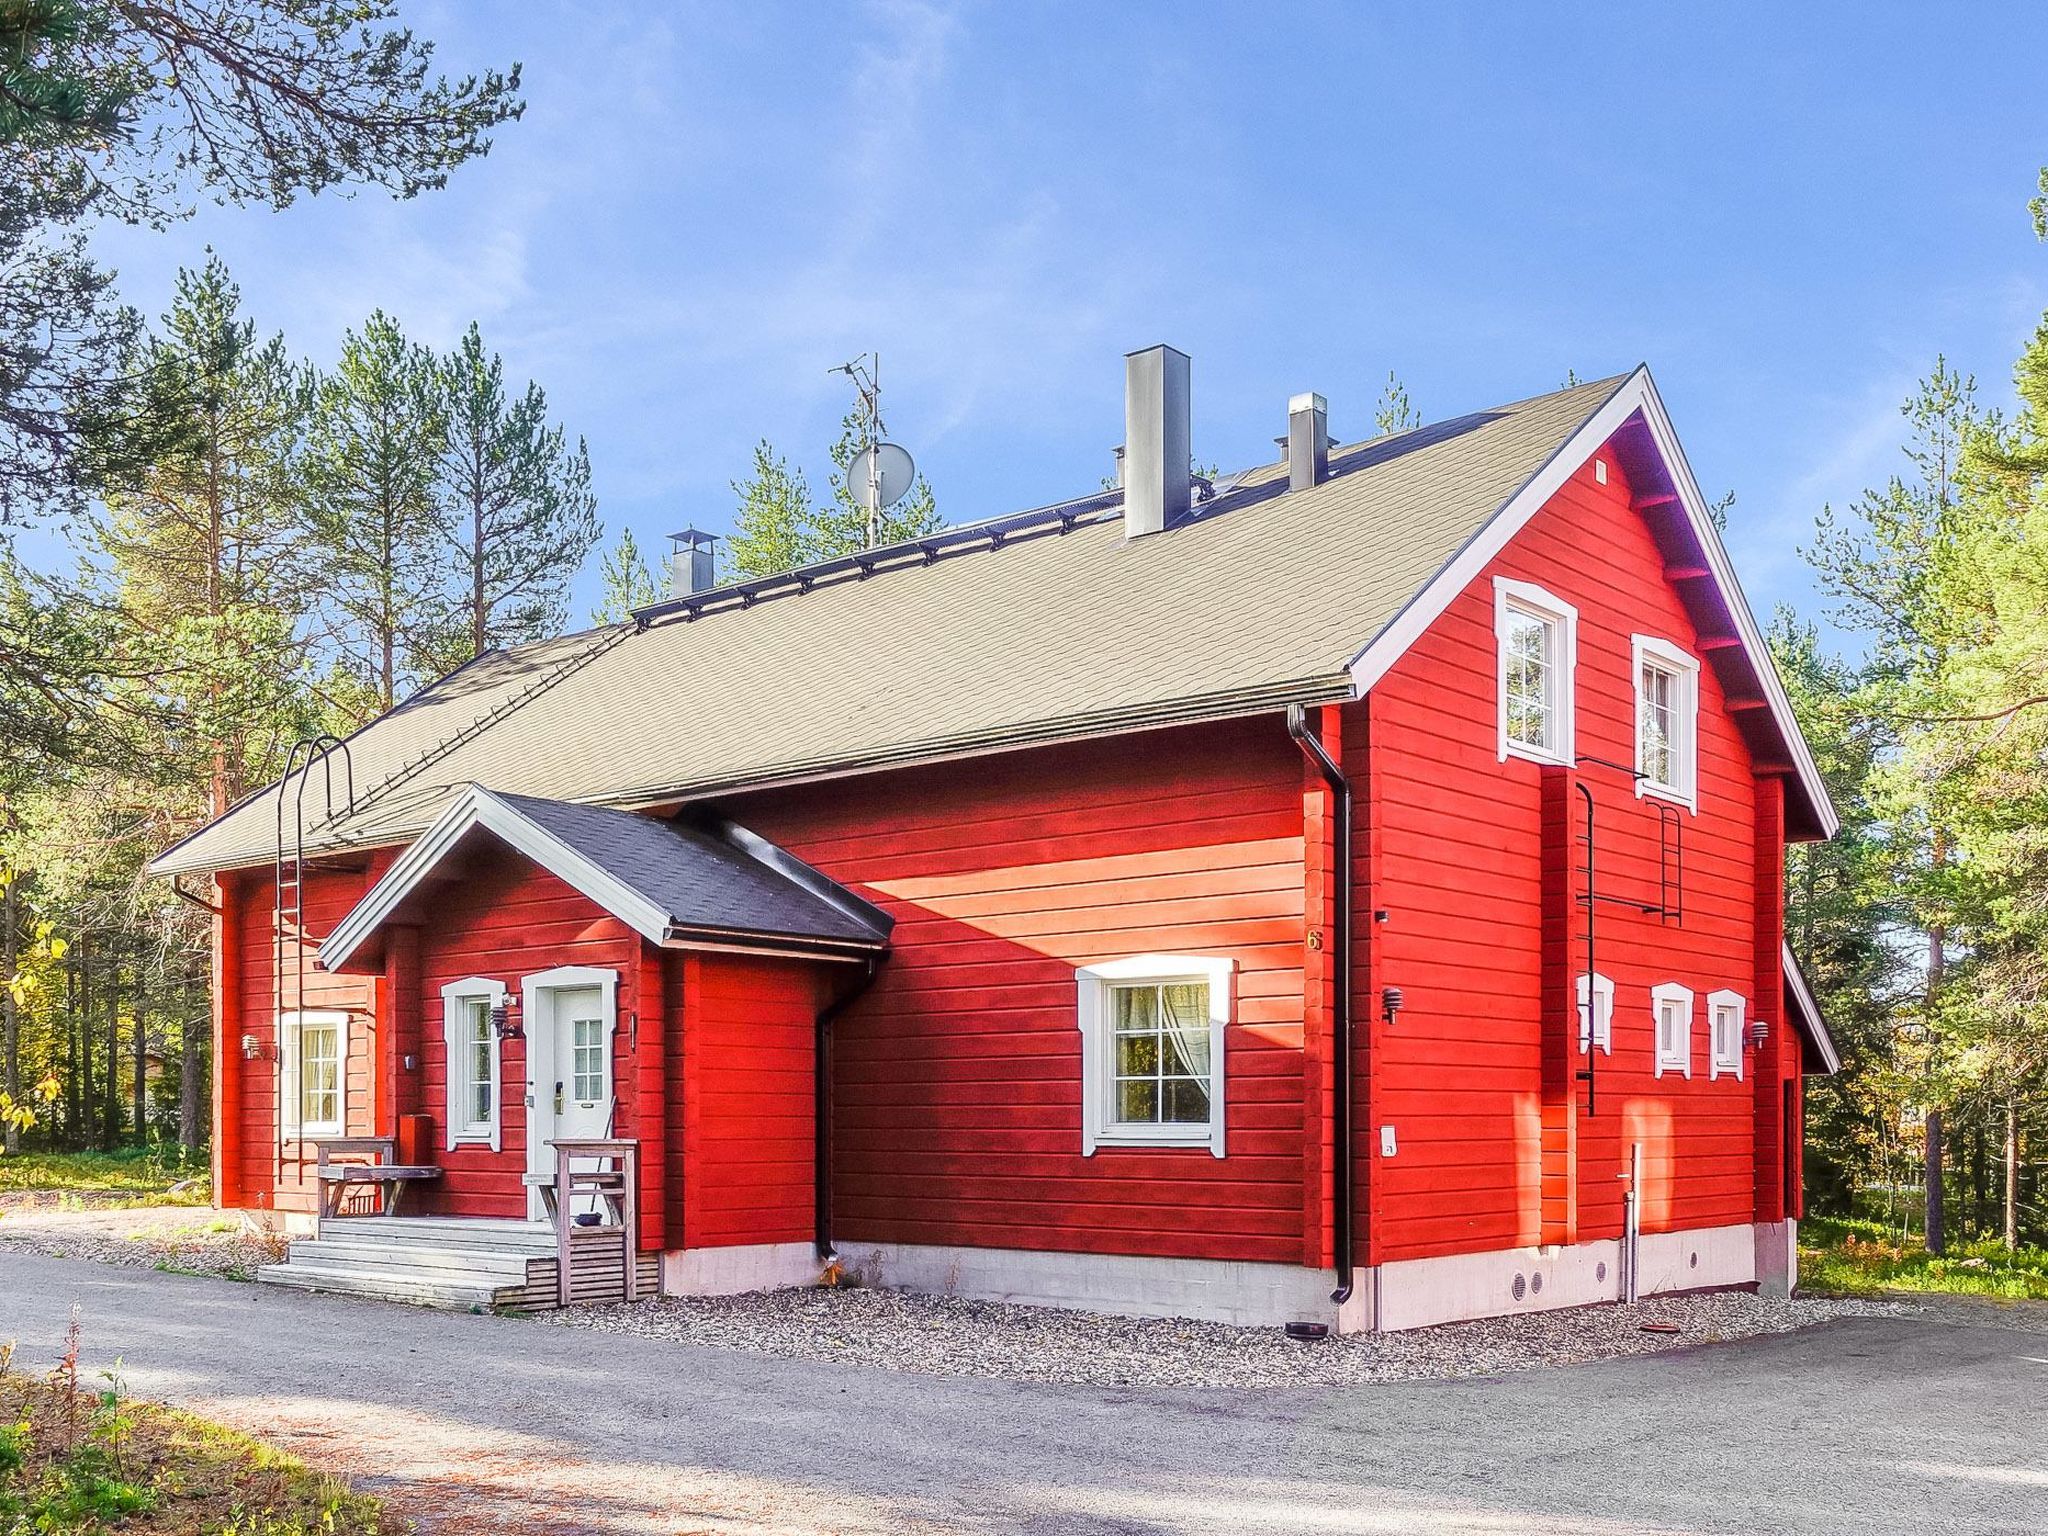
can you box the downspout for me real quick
[1287,704,1355,1305]
[815,958,880,1260]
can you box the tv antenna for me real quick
[830,352,916,548]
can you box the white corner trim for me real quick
[1631,633,1700,812]
[1493,577,1578,766]
[1652,981,1694,1079]
[1577,971,1614,1056]
[440,975,507,1151]
[1707,987,1746,1081]
[320,784,673,973]
[1345,367,1837,838]
[1075,954,1232,1159]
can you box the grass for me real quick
[1800,1214,2048,1301]
[0,1324,400,1535]
[0,1147,211,1209]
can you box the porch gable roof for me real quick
[319,784,892,972]
[1782,942,1841,1075]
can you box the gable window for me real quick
[1577,972,1614,1055]
[1708,989,1746,1080]
[1632,636,1700,809]
[1076,955,1232,1157]
[1495,578,1577,765]
[1652,982,1694,1079]
[441,977,507,1151]
[280,1010,349,1140]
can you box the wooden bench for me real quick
[313,1137,441,1220]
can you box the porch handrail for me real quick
[545,1137,639,1306]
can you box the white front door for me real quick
[524,979,615,1220]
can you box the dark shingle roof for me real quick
[491,791,889,949]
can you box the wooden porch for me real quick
[258,1138,655,1312]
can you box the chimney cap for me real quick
[668,527,718,549]
[1288,391,1327,416]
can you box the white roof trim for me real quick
[1781,942,1842,1075]
[1346,366,1837,839]
[319,784,673,972]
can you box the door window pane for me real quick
[572,1016,604,1103]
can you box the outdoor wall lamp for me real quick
[1381,987,1405,1028]
[491,995,525,1042]
[240,1033,265,1061]
[1748,1017,1771,1050]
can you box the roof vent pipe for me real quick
[1123,344,1190,538]
[1288,392,1329,491]
[668,528,717,596]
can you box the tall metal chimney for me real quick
[1288,392,1329,491]
[668,528,717,596]
[1123,345,1190,538]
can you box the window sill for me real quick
[1652,1063,1691,1081]
[1500,739,1573,769]
[1635,778,1698,813]
[1089,1129,1224,1158]
[449,1130,496,1146]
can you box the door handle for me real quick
[554,1080,564,1115]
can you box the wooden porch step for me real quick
[319,1217,557,1254]
[284,1239,538,1281]
[254,1262,506,1311]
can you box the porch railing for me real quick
[538,1138,640,1307]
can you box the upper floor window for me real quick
[1495,579,1577,765]
[1652,982,1694,1079]
[1076,955,1231,1158]
[1708,989,1746,1080]
[1633,635,1700,809]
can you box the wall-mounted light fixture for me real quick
[491,996,524,1042]
[1747,1017,1771,1051]
[240,1034,264,1061]
[1381,987,1405,1028]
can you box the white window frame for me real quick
[1708,988,1746,1081]
[1652,982,1694,1079]
[280,1009,350,1141]
[441,976,507,1151]
[1632,634,1700,810]
[1495,578,1578,766]
[1076,954,1232,1158]
[1577,972,1614,1056]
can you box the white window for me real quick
[1577,972,1614,1055]
[1495,578,1578,765]
[1708,989,1746,1080]
[1076,955,1232,1158]
[441,977,507,1151]
[1632,635,1700,809]
[1652,982,1694,1079]
[280,1009,349,1140]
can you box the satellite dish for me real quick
[847,441,916,511]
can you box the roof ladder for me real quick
[273,735,355,1184]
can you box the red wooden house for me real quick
[150,351,1839,1331]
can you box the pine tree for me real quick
[429,323,599,668]
[1372,372,1421,436]
[725,441,815,580]
[591,528,659,624]
[97,255,319,817]
[303,312,448,715]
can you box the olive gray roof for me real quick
[150,367,1831,879]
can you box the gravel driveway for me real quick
[0,1246,2043,1535]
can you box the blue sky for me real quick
[80,2,2048,638]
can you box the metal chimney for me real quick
[1123,345,1190,538]
[668,528,717,596]
[1288,392,1329,491]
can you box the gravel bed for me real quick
[0,1206,285,1280]
[546,1284,1912,1389]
